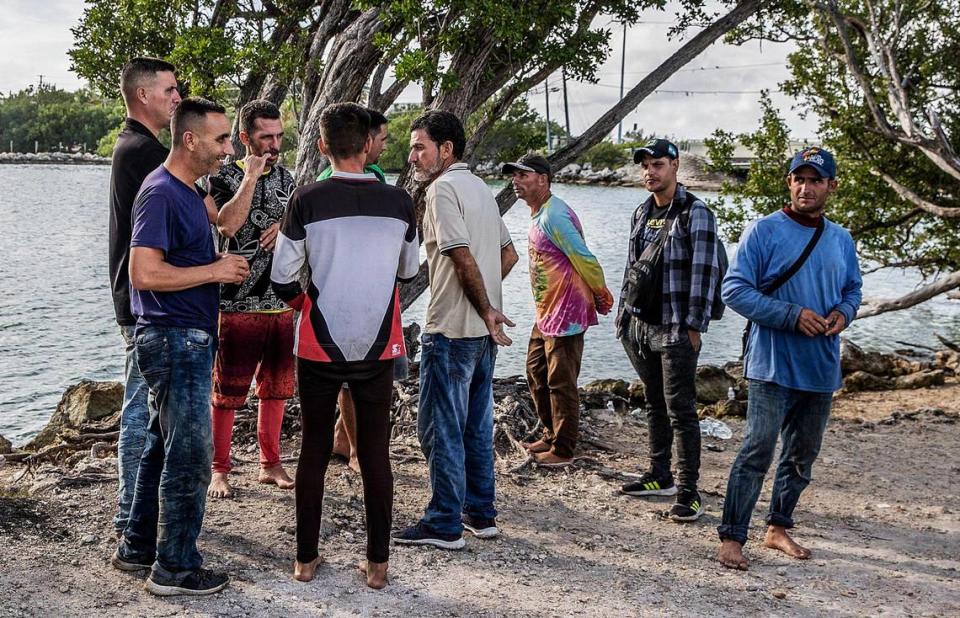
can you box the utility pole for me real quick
[561,67,571,139]
[37,74,45,88]
[545,75,552,153]
[617,22,626,143]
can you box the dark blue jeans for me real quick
[718,379,833,545]
[120,327,215,576]
[417,333,497,536]
[114,324,150,534]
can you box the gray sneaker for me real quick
[462,514,499,539]
[111,546,154,572]
[144,568,229,596]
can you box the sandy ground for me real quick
[1,382,959,618]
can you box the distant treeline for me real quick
[0,85,658,170]
[0,85,124,154]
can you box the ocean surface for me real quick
[2,164,959,444]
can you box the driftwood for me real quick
[935,333,960,353]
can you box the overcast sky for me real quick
[0,1,819,141]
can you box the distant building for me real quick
[681,139,816,170]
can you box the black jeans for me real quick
[621,318,701,493]
[296,358,394,564]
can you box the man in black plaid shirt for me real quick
[616,139,724,522]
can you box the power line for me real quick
[600,61,785,77]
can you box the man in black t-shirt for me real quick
[108,57,182,537]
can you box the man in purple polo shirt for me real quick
[112,97,249,597]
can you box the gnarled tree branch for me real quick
[858,271,960,318]
[875,171,960,218]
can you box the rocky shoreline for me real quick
[1,336,958,616]
[2,338,955,467]
[475,152,732,191]
[0,152,110,165]
[0,151,734,191]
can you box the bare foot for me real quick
[763,525,812,559]
[207,472,234,498]
[718,539,749,570]
[357,560,388,589]
[293,556,323,582]
[522,439,551,454]
[258,465,295,489]
[332,419,350,460]
[534,451,573,467]
[347,456,361,474]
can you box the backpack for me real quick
[677,191,728,321]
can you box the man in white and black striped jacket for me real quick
[270,102,419,589]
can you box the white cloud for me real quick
[0,1,819,139]
[0,0,86,92]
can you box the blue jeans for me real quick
[417,333,497,535]
[119,327,215,576]
[114,324,151,534]
[717,380,833,545]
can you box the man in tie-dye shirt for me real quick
[503,154,614,467]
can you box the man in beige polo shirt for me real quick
[393,110,518,550]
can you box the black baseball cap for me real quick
[633,139,679,164]
[502,153,552,179]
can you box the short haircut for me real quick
[367,109,388,133]
[319,103,371,159]
[171,97,227,147]
[410,110,465,160]
[119,57,176,103]
[239,99,282,135]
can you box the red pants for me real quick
[212,311,295,473]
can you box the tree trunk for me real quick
[226,0,323,156]
[294,7,401,185]
[399,0,763,310]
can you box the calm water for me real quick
[1,165,958,444]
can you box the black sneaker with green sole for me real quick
[619,472,678,497]
[669,490,705,522]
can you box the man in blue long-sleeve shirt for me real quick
[717,147,862,570]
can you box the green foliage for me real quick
[722,0,960,276]
[378,107,425,172]
[377,99,564,171]
[705,91,791,241]
[373,0,649,96]
[581,141,630,170]
[69,0,187,97]
[69,0,301,100]
[0,85,124,153]
[468,98,563,164]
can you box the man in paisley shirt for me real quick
[206,100,297,498]
[503,154,614,467]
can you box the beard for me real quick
[413,158,444,183]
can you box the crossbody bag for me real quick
[740,216,825,367]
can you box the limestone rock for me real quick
[0,434,12,455]
[842,371,893,392]
[700,399,746,419]
[840,339,897,376]
[695,365,735,404]
[580,379,631,409]
[627,380,645,405]
[25,380,123,451]
[894,370,945,390]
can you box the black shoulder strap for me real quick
[761,216,825,295]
